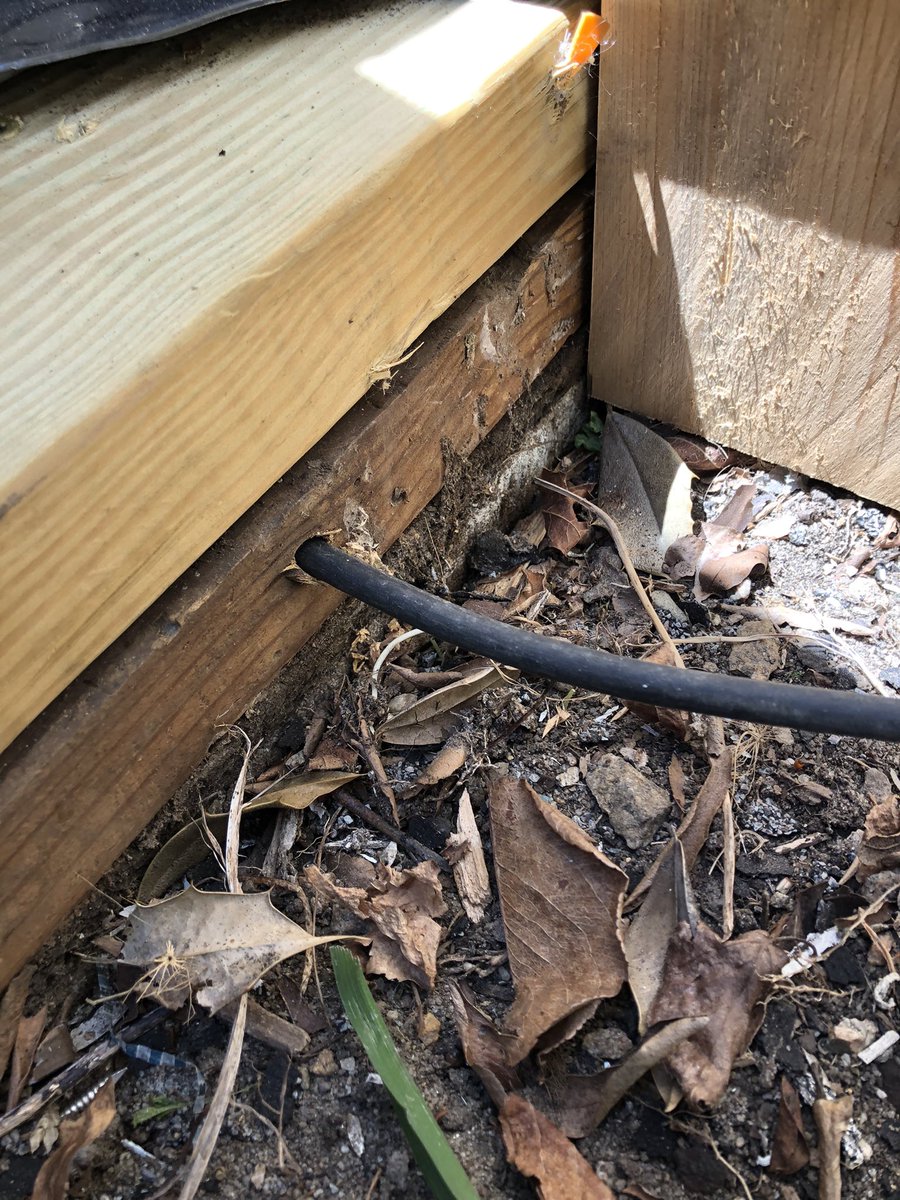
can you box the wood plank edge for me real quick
[0,184,592,988]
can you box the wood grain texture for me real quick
[589,0,900,507]
[0,187,591,989]
[0,0,592,752]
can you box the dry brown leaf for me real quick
[306,740,359,771]
[627,719,732,911]
[813,1093,853,1200]
[30,1077,116,1200]
[554,1016,710,1137]
[715,483,757,533]
[380,666,506,736]
[121,887,347,1013]
[0,966,33,1085]
[597,412,695,574]
[751,511,796,540]
[698,544,769,596]
[500,1094,616,1200]
[539,469,593,554]
[445,789,491,923]
[6,1006,47,1112]
[665,435,739,474]
[647,921,787,1106]
[857,796,900,879]
[412,732,469,790]
[668,754,687,811]
[770,1075,810,1175]
[137,769,362,903]
[663,534,705,581]
[448,980,519,1107]
[304,860,446,990]
[623,644,690,738]
[489,777,627,1063]
[380,712,462,746]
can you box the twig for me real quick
[534,478,685,668]
[230,1099,302,1176]
[177,751,251,1200]
[721,793,736,940]
[335,789,450,872]
[355,699,399,824]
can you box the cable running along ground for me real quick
[294,539,900,742]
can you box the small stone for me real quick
[250,1163,266,1190]
[728,621,782,680]
[310,1048,337,1076]
[556,765,580,788]
[586,754,670,849]
[864,767,893,803]
[788,527,809,546]
[346,1114,365,1157]
[418,1011,441,1047]
[831,1018,878,1054]
[582,1026,633,1062]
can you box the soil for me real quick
[2,404,899,1200]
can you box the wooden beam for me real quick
[0,187,591,989]
[589,0,900,508]
[0,0,592,752]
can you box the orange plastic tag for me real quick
[554,12,614,77]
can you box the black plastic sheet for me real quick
[0,0,287,72]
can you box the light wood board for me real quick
[589,0,900,509]
[0,188,591,990]
[0,0,592,751]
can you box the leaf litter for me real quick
[5,411,900,1200]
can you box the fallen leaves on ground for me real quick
[597,411,695,574]
[813,1093,853,1200]
[448,981,519,1108]
[121,887,348,1013]
[539,468,593,554]
[626,827,785,1107]
[665,482,769,598]
[499,1094,616,1200]
[305,861,446,990]
[648,921,786,1105]
[489,777,627,1063]
[665,434,741,474]
[7,1006,47,1112]
[137,769,362,902]
[621,643,690,738]
[553,1016,710,1137]
[30,1077,116,1200]
[380,665,508,745]
[770,1075,810,1174]
[856,795,900,879]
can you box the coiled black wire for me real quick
[295,539,900,742]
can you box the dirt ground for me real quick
[2,395,899,1200]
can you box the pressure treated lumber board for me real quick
[0,0,593,753]
[0,187,591,989]
[589,0,900,509]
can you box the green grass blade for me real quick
[330,946,480,1200]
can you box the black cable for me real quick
[295,538,900,742]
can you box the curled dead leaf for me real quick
[305,860,446,990]
[539,469,593,554]
[448,980,519,1107]
[30,1078,116,1200]
[770,1075,810,1175]
[500,1094,616,1200]
[857,797,900,879]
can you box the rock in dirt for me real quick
[586,755,670,848]
[727,620,782,679]
[831,1018,879,1054]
